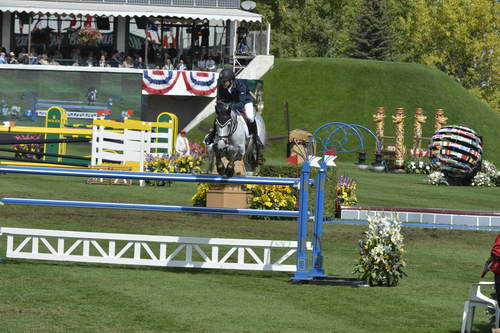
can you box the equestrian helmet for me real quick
[219,68,235,82]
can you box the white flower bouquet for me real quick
[427,171,449,186]
[405,158,432,174]
[353,214,407,287]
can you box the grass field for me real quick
[0,161,499,332]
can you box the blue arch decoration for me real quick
[305,121,381,161]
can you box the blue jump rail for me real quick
[0,166,300,186]
[0,198,301,218]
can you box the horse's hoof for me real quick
[225,167,235,178]
[216,166,225,175]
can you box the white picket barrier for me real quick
[1,227,312,272]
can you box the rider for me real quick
[204,68,264,162]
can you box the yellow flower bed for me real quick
[192,183,297,215]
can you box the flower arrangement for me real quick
[13,135,43,160]
[335,176,358,206]
[78,27,103,46]
[190,143,207,158]
[482,160,497,179]
[426,171,449,186]
[145,153,204,186]
[405,158,432,174]
[192,183,210,207]
[191,183,298,218]
[471,172,496,187]
[353,214,407,287]
[247,184,297,214]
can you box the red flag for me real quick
[69,15,77,28]
[84,15,93,28]
[127,109,135,116]
[285,155,298,166]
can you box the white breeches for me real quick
[243,102,255,122]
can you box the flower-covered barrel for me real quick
[429,125,483,185]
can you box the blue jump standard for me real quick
[0,198,300,218]
[0,166,299,186]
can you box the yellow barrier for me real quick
[0,126,92,136]
[0,161,85,168]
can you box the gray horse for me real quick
[208,102,266,177]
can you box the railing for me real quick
[1,227,312,272]
[21,0,241,8]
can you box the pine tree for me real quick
[347,0,393,60]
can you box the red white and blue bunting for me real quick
[142,70,180,95]
[142,70,217,97]
[181,71,218,96]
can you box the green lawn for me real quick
[0,162,499,332]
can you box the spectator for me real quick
[162,58,174,70]
[39,54,50,65]
[176,59,187,71]
[7,52,18,64]
[121,56,134,68]
[71,48,81,64]
[84,55,94,67]
[197,55,207,71]
[98,55,107,67]
[29,53,38,64]
[206,56,216,71]
[134,56,145,69]
[481,233,500,327]
[0,52,7,64]
[175,129,190,155]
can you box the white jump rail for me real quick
[0,228,312,272]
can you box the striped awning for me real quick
[0,0,262,21]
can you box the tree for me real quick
[255,0,362,58]
[395,0,499,110]
[346,0,394,60]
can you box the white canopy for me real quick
[0,0,262,22]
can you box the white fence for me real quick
[91,119,174,177]
[1,228,312,272]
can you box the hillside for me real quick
[190,58,500,166]
[259,58,500,164]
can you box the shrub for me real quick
[258,165,301,179]
[353,214,407,287]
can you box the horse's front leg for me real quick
[214,148,226,176]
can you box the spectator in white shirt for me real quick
[176,59,187,71]
[175,129,190,155]
[206,56,216,71]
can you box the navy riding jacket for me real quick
[216,79,254,112]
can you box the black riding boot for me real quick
[249,121,264,164]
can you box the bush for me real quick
[258,165,301,179]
